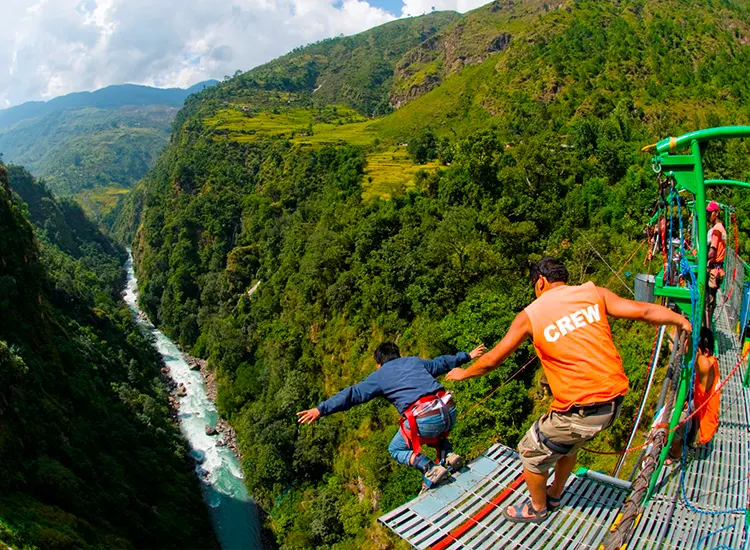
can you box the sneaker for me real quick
[443,452,465,472]
[422,463,450,490]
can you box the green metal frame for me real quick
[644,126,750,498]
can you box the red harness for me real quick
[398,389,451,458]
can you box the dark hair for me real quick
[374,342,401,366]
[530,257,569,285]
[699,327,714,354]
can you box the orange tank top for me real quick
[694,355,721,445]
[524,282,629,411]
[709,222,727,264]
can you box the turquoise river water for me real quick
[124,251,262,549]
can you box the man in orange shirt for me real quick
[447,257,691,523]
[706,200,727,324]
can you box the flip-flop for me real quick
[502,498,549,524]
[547,492,562,512]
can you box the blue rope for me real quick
[697,525,733,548]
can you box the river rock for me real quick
[177,384,187,397]
[205,425,218,436]
[189,362,201,371]
[216,440,225,447]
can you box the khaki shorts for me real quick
[518,400,622,474]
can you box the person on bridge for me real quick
[446,257,691,524]
[706,200,727,324]
[667,327,722,463]
[297,342,487,491]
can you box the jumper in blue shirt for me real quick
[316,352,471,416]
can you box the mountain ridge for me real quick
[0,80,218,129]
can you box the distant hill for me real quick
[0,81,217,129]
[0,80,217,218]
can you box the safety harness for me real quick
[399,389,453,458]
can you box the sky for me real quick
[1,0,488,108]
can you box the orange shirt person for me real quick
[447,257,691,524]
[706,200,727,324]
[667,327,721,463]
[693,327,721,446]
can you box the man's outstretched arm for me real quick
[597,287,692,333]
[446,312,532,381]
[423,344,488,376]
[297,376,382,425]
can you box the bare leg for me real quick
[524,467,549,511]
[548,454,577,499]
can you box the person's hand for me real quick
[296,408,321,425]
[681,318,692,335]
[446,368,468,382]
[469,344,487,360]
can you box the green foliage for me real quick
[194,12,459,118]
[0,106,173,220]
[118,0,750,546]
[0,162,215,549]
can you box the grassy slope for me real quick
[0,106,174,218]
[379,0,750,140]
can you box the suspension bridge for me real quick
[379,127,750,549]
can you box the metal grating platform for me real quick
[378,444,628,549]
[380,276,750,549]
[629,297,750,549]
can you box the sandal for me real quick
[502,498,549,524]
[547,492,562,512]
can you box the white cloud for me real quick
[1,0,487,107]
[0,0,397,106]
[400,0,485,17]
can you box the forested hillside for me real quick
[0,81,216,219]
[0,163,215,549]
[121,0,750,547]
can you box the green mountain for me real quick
[0,81,217,218]
[118,1,750,547]
[0,163,216,549]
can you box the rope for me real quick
[605,240,646,289]
[458,356,536,421]
[600,337,683,550]
[697,526,735,549]
[576,229,635,297]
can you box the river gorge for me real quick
[123,251,262,549]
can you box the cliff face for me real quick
[389,0,564,109]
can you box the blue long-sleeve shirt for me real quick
[316,352,471,416]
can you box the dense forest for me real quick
[0,163,216,549]
[115,0,750,547]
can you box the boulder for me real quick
[205,425,218,436]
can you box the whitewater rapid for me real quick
[123,251,262,549]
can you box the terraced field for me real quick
[363,148,440,201]
[204,106,377,146]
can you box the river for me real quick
[123,251,262,549]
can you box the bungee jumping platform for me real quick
[379,300,750,549]
[378,444,628,549]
